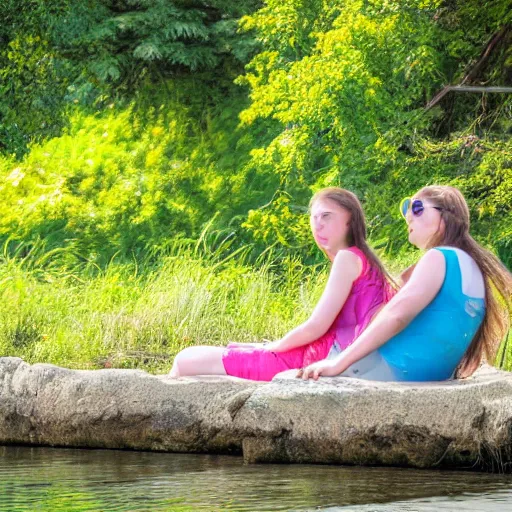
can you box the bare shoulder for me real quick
[394,249,447,309]
[331,249,362,280]
[410,249,446,283]
[332,248,360,266]
[416,248,446,269]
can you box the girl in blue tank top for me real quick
[299,185,511,382]
[378,247,485,381]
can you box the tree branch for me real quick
[425,25,511,110]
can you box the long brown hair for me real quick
[309,187,396,288]
[418,185,512,377]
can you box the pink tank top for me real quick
[302,246,394,366]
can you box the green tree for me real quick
[0,0,261,156]
[237,0,512,265]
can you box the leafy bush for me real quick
[0,90,232,262]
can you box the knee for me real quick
[169,350,185,377]
[170,347,197,377]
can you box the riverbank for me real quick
[1,246,510,373]
[1,357,511,472]
[0,245,322,372]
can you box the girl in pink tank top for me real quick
[169,188,395,381]
[301,246,394,368]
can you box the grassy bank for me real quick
[0,242,510,374]
[0,243,325,373]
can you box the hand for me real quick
[296,359,341,380]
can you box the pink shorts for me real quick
[222,331,336,381]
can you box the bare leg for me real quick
[169,346,227,377]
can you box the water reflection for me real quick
[0,446,511,511]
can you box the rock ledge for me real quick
[1,357,511,471]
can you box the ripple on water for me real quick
[0,446,511,511]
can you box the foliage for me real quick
[48,0,260,80]
[0,80,266,263]
[237,0,512,265]
[0,33,76,157]
[0,0,260,156]
[1,0,510,263]
[0,0,510,369]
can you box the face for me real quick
[310,197,351,258]
[405,194,445,250]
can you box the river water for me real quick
[1,446,511,511]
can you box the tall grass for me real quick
[0,239,509,373]
[0,240,325,373]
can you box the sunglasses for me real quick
[400,198,443,219]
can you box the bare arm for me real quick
[267,250,361,352]
[301,248,446,378]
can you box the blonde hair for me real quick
[418,185,512,377]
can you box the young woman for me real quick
[300,185,512,381]
[169,187,395,381]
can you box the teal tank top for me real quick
[378,247,485,381]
